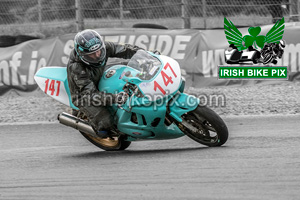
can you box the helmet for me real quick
[74,29,106,66]
[279,40,286,49]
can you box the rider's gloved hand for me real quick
[115,92,128,105]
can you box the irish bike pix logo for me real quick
[218,17,288,80]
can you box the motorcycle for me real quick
[34,50,228,151]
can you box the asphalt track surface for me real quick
[0,115,299,200]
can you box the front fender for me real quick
[168,93,200,122]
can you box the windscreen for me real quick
[127,50,162,80]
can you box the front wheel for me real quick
[176,106,228,147]
[80,131,131,151]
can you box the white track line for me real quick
[0,121,58,126]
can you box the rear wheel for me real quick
[176,106,228,147]
[80,131,131,151]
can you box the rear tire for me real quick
[132,23,168,29]
[80,131,131,151]
[15,35,40,45]
[176,106,228,147]
[0,35,16,47]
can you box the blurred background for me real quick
[0,0,299,39]
[1,0,300,122]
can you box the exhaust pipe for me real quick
[57,112,97,137]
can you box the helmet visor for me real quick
[80,44,106,65]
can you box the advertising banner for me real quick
[0,23,300,94]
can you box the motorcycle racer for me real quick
[260,40,285,64]
[67,29,143,137]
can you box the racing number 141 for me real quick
[45,79,61,96]
[154,62,177,95]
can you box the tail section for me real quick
[34,67,77,109]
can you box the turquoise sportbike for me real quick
[34,50,228,151]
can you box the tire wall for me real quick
[0,35,40,47]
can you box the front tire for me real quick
[176,106,228,147]
[80,131,131,151]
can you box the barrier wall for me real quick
[1,23,300,94]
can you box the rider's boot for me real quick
[96,128,120,138]
[96,130,110,138]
